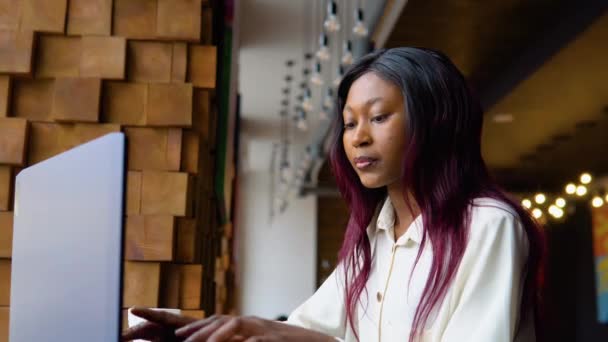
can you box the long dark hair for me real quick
[328,47,544,341]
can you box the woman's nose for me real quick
[352,124,372,147]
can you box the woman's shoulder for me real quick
[467,197,525,240]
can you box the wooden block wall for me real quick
[0,0,230,329]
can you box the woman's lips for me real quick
[354,157,378,170]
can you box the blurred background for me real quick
[0,0,607,341]
[235,1,608,341]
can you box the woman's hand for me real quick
[175,315,335,342]
[121,307,198,342]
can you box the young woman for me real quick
[123,47,544,342]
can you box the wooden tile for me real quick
[0,166,12,211]
[0,117,28,166]
[102,81,147,126]
[21,0,67,33]
[0,212,13,258]
[124,127,182,171]
[126,171,142,215]
[67,123,121,148]
[12,79,54,121]
[36,35,81,78]
[179,264,203,309]
[125,215,175,261]
[201,6,213,45]
[0,0,21,31]
[123,261,161,308]
[141,171,191,217]
[52,78,101,123]
[67,0,112,36]
[157,0,201,41]
[0,307,8,342]
[182,309,205,319]
[192,89,211,141]
[147,83,193,127]
[171,43,187,82]
[0,29,35,74]
[0,259,10,305]
[188,45,216,89]
[28,122,63,164]
[28,122,120,164]
[80,36,126,79]
[181,130,199,174]
[127,41,172,83]
[175,218,198,263]
[0,75,9,117]
[113,0,157,40]
[160,263,180,308]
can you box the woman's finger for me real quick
[121,321,166,341]
[183,317,232,342]
[130,307,195,327]
[206,317,252,342]
[175,315,223,337]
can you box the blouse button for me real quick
[376,291,382,302]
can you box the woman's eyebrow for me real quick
[344,97,384,112]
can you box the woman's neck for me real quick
[387,181,420,241]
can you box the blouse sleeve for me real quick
[286,264,347,341]
[441,212,531,342]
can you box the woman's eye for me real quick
[344,122,356,129]
[372,114,388,123]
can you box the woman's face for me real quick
[342,72,408,189]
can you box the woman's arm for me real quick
[441,212,532,342]
[286,264,348,341]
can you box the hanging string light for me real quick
[316,33,330,61]
[323,0,341,32]
[296,108,308,131]
[353,7,368,37]
[333,64,344,87]
[341,40,354,65]
[323,88,334,109]
[302,88,314,112]
[310,61,324,86]
[319,105,330,120]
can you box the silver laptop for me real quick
[9,133,125,341]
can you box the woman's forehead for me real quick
[345,73,403,111]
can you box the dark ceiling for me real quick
[381,0,608,192]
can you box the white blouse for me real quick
[287,197,535,342]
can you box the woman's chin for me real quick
[359,177,387,189]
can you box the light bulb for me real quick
[316,34,330,61]
[521,199,532,209]
[323,88,334,109]
[323,1,341,32]
[297,118,308,131]
[302,88,313,112]
[333,65,344,87]
[576,185,588,196]
[296,110,308,131]
[555,197,566,208]
[592,196,604,208]
[532,208,543,219]
[319,105,330,120]
[580,172,592,184]
[534,193,546,204]
[341,40,354,65]
[353,8,368,37]
[310,62,324,86]
[548,205,564,218]
[565,183,576,194]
